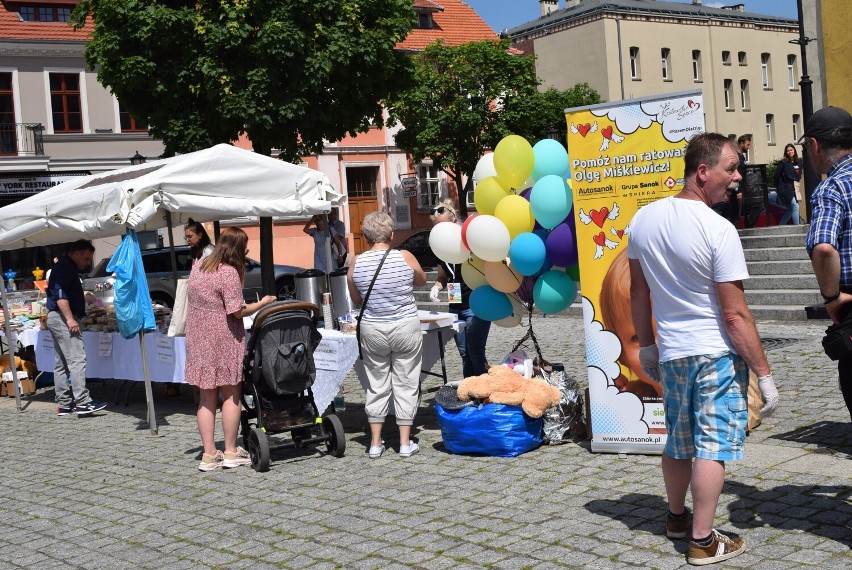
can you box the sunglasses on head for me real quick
[430,206,447,215]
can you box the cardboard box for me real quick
[2,371,35,397]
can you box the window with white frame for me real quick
[416,163,440,211]
[722,51,731,65]
[629,47,641,80]
[724,79,733,110]
[692,50,702,81]
[661,48,671,80]
[766,114,775,144]
[787,54,798,89]
[740,80,750,110]
[792,114,800,141]
[761,53,772,88]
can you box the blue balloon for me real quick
[533,270,578,314]
[531,139,570,181]
[469,285,513,321]
[508,232,547,276]
[530,175,573,229]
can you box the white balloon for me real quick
[494,296,524,328]
[428,222,469,264]
[466,215,511,262]
[473,153,497,188]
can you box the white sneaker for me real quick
[368,441,385,459]
[399,442,420,458]
[223,447,251,468]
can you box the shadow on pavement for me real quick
[771,421,852,458]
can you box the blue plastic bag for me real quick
[106,231,156,339]
[435,402,543,457]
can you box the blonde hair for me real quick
[361,211,394,245]
[435,199,459,222]
[599,249,632,342]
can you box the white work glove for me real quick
[429,285,441,303]
[638,344,661,382]
[757,374,779,418]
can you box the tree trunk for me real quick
[458,174,473,219]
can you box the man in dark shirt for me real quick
[46,239,106,416]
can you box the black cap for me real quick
[797,106,852,144]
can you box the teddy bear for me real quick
[0,354,37,378]
[456,365,561,418]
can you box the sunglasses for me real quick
[430,206,447,215]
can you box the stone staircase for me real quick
[739,224,823,320]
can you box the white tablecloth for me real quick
[31,321,461,415]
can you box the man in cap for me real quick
[804,106,852,419]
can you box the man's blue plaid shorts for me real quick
[660,352,749,461]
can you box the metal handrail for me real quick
[0,123,45,156]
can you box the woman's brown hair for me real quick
[199,226,248,283]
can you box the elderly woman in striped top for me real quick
[347,211,427,458]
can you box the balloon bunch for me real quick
[429,135,580,328]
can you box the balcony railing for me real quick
[0,123,45,156]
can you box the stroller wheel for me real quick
[247,427,270,472]
[323,414,346,458]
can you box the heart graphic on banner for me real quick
[593,232,606,247]
[590,207,610,228]
[615,229,624,239]
[601,126,614,140]
[688,99,701,110]
[577,123,592,137]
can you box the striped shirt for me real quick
[806,154,852,285]
[352,249,418,322]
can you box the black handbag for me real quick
[822,321,852,361]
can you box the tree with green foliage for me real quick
[72,0,415,159]
[385,39,601,216]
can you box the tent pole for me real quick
[259,217,274,296]
[165,211,179,288]
[0,256,22,410]
[139,332,158,436]
[212,221,221,241]
[322,213,333,291]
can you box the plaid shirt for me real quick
[806,154,852,286]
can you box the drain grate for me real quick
[761,337,803,351]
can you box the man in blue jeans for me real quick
[428,201,491,378]
[46,239,107,416]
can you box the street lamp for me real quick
[129,150,146,165]
[790,0,818,220]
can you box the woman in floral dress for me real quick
[185,227,276,471]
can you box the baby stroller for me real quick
[240,300,346,471]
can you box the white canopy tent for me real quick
[0,144,344,429]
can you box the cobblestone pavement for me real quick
[1,316,850,569]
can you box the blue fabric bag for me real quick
[435,402,543,457]
[107,231,156,339]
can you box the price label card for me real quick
[156,335,174,363]
[98,333,113,357]
[313,338,339,371]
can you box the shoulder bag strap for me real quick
[356,248,393,360]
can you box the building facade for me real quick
[509,0,802,165]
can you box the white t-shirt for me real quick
[627,196,749,362]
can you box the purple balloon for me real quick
[546,222,578,267]
[520,187,532,201]
[515,276,536,304]
[566,206,576,234]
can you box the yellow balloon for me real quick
[473,176,509,215]
[483,259,524,293]
[493,135,534,189]
[494,194,535,240]
[494,296,524,328]
[461,256,488,289]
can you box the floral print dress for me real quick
[184,264,245,389]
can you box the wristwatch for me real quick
[822,290,841,304]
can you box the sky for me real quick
[464,0,799,34]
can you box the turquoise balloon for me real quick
[531,139,570,181]
[533,270,577,314]
[508,232,546,276]
[530,175,573,229]
[469,285,513,321]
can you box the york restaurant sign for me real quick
[0,172,90,196]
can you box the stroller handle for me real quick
[253,300,321,329]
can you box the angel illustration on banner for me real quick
[578,202,620,228]
[570,121,598,138]
[599,125,625,152]
[592,232,619,260]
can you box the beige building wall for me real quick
[522,13,801,165]
[820,1,852,111]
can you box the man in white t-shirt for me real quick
[628,133,779,566]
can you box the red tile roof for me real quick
[0,2,93,41]
[398,0,497,52]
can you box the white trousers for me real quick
[359,317,422,425]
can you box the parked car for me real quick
[82,246,302,307]
[395,230,439,269]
